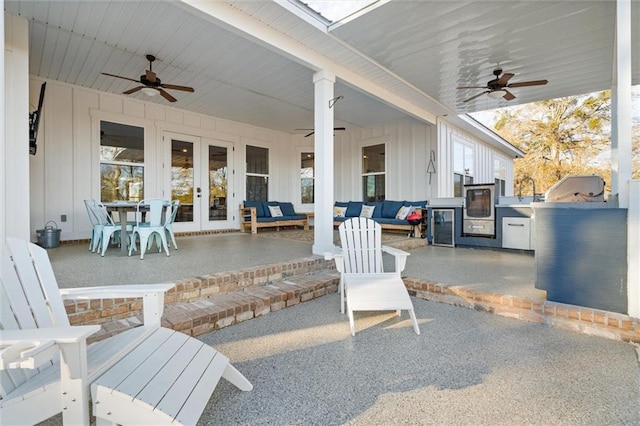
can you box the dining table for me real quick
[102,201,140,255]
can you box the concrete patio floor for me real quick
[48,230,541,300]
[38,230,640,425]
[198,292,640,425]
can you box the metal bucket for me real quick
[36,221,61,248]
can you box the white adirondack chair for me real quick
[327,218,420,335]
[0,238,252,425]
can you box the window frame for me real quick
[361,142,387,202]
[98,119,146,203]
[300,151,315,205]
[452,136,475,197]
[245,144,270,202]
[493,155,507,197]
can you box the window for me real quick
[301,152,314,204]
[453,139,474,197]
[246,145,269,201]
[494,157,507,197]
[100,121,144,202]
[362,144,385,202]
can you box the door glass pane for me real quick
[171,140,194,222]
[100,121,144,202]
[209,145,228,221]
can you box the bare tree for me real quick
[491,91,616,195]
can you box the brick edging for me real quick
[404,277,640,344]
[65,256,333,327]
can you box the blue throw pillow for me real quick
[381,200,404,218]
[244,201,265,217]
[366,201,384,218]
[279,202,297,216]
[346,201,364,217]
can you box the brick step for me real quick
[89,270,340,343]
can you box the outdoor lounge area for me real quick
[21,230,639,424]
[1,0,639,424]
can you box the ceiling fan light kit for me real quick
[141,87,159,97]
[457,67,548,103]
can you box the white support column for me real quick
[628,180,640,318]
[3,14,30,242]
[611,0,632,208]
[312,70,336,256]
[1,5,5,257]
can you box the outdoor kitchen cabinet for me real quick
[502,217,534,250]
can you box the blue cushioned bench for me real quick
[333,200,426,233]
[241,201,310,234]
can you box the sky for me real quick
[303,0,377,22]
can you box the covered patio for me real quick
[38,232,640,425]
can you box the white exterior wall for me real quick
[30,78,296,242]
[331,117,438,202]
[436,117,515,198]
[31,78,518,242]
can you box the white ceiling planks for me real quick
[5,0,637,134]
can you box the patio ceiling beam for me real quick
[177,0,439,125]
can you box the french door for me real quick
[164,131,234,232]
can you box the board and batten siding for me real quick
[436,117,515,198]
[29,78,296,241]
[329,117,438,203]
[29,77,515,242]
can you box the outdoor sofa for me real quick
[241,201,310,234]
[333,200,427,233]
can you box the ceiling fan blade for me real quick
[299,127,345,137]
[463,91,489,103]
[102,72,140,83]
[122,86,144,95]
[158,89,177,102]
[457,85,488,89]
[508,79,548,88]
[503,90,516,101]
[496,72,515,85]
[161,83,195,93]
[146,70,157,83]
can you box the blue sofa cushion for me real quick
[333,216,348,223]
[256,217,277,223]
[346,201,363,217]
[375,218,405,225]
[404,200,428,209]
[244,201,265,218]
[381,200,404,218]
[280,215,307,221]
[279,202,297,216]
[366,201,384,218]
